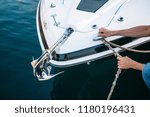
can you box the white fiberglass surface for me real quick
[39,0,150,54]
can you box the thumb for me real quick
[117,55,122,60]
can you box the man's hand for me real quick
[117,56,136,69]
[98,28,113,38]
[117,56,144,71]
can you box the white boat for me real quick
[32,0,150,80]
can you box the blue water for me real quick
[0,0,52,99]
[0,0,150,100]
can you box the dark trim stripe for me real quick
[52,37,135,61]
[38,2,49,49]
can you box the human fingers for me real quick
[117,56,123,60]
[98,33,106,38]
[118,63,127,69]
[99,27,107,34]
[99,27,105,31]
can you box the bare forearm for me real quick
[111,25,150,38]
[130,61,144,71]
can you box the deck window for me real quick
[77,0,108,12]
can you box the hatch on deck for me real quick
[77,0,108,12]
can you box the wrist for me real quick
[130,61,144,71]
[110,30,117,36]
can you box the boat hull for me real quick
[36,0,150,68]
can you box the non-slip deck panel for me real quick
[77,0,108,12]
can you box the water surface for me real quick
[0,0,150,99]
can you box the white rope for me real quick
[101,38,122,100]
[107,68,122,100]
[105,39,150,53]
[101,38,150,99]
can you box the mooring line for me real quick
[101,38,122,100]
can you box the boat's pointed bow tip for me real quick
[31,59,38,69]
